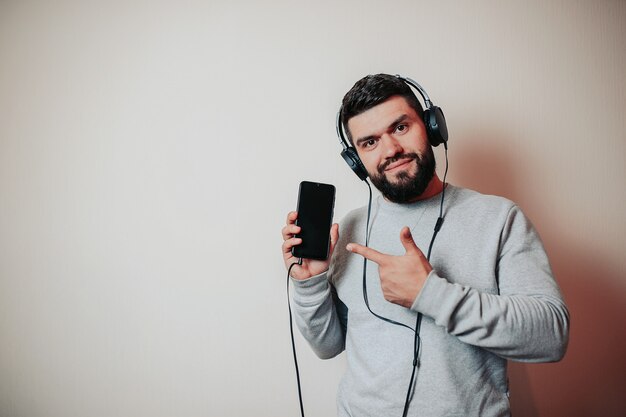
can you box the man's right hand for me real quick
[281,211,339,280]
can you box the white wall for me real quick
[0,1,624,416]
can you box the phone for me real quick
[292,181,336,260]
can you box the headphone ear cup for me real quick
[424,106,448,147]
[341,147,369,180]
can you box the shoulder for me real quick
[443,185,533,236]
[447,185,518,217]
[449,185,515,209]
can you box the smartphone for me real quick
[292,181,336,260]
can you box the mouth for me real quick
[383,157,414,173]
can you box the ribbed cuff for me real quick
[411,270,450,317]
[291,271,330,305]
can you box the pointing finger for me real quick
[346,243,387,265]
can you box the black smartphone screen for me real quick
[292,181,336,260]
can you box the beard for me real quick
[369,147,436,204]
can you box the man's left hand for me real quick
[346,226,432,308]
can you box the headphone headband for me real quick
[395,75,433,108]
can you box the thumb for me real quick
[400,226,420,255]
[328,223,340,255]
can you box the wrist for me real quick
[291,271,330,302]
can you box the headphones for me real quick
[336,75,448,181]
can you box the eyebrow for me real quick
[354,114,409,147]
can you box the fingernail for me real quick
[346,244,353,252]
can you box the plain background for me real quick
[1,1,624,416]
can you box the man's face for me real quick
[347,95,435,203]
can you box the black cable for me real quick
[360,147,450,417]
[401,146,449,417]
[362,180,416,331]
[402,312,422,417]
[287,260,305,417]
[427,145,449,261]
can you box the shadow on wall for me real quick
[452,135,626,417]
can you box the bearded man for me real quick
[281,74,569,417]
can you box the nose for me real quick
[381,134,403,158]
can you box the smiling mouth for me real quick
[383,157,414,172]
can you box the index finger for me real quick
[346,243,387,265]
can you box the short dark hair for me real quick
[340,74,424,142]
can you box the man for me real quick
[281,74,569,417]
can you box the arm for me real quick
[347,206,569,362]
[290,273,346,359]
[282,211,345,359]
[413,206,569,362]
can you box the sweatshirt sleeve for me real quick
[291,272,346,359]
[412,205,570,362]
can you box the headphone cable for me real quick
[362,180,417,331]
[287,259,305,417]
[401,146,449,417]
[360,147,449,417]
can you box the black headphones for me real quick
[336,75,448,181]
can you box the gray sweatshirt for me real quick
[291,185,569,417]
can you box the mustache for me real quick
[377,152,419,174]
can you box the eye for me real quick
[395,124,408,134]
[358,138,378,151]
[363,138,377,148]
